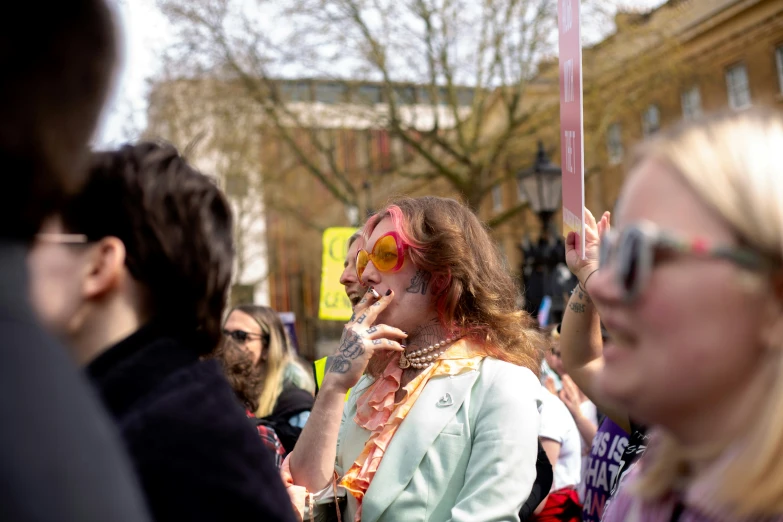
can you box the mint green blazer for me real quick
[335,357,541,522]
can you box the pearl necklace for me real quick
[399,336,460,370]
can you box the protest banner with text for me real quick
[318,227,357,321]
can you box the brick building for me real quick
[146,0,783,358]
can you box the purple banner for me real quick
[582,418,629,522]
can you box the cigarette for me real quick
[370,288,380,299]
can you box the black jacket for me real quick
[0,242,150,522]
[86,321,296,522]
[261,385,315,454]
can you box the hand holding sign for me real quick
[566,208,610,288]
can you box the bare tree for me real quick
[154,0,621,227]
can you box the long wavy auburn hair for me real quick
[363,196,544,374]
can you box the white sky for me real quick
[95,0,669,147]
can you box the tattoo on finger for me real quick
[356,314,367,324]
[366,326,378,334]
[372,339,382,345]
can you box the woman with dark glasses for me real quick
[283,196,545,521]
[562,110,783,522]
[219,304,315,453]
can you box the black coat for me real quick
[261,385,315,454]
[0,243,150,522]
[86,321,296,522]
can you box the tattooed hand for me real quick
[324,287,408,392]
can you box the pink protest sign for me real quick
[558,0,585,257]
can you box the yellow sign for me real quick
[318,227,357,321]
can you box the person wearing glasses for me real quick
[563,110,783,522]
[1,3,152,521]
[283,196,544,522]
[27,142,296,522]
[221,304,315,453]
[215,319,287,468]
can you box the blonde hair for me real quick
[229,305,313,417]
[629,109,783,516]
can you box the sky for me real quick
[95,0,669,147]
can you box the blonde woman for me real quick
[222,305,315,452]
[567,109,783,520]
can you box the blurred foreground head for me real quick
[0,2,117,241]
[28,142,234,361]
[590,109,783,515]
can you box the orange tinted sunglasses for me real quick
[355,231,407,280]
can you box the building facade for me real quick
[146,0,783,356]
[484,0,783,311]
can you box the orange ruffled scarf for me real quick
[340,339,486,521]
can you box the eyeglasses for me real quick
[222,329,264,344]
[355,231,407,281]
[599,221,770,303]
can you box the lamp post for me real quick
[516,141,563,233]
[517,141,571,324]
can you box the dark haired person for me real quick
[28,142,295,521]
[3,2,149,520]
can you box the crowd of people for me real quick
[3,1,783,521]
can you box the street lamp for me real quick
[516,141,562,233]
[517,141,570,325]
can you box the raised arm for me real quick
[288,289,406,491]
[560,209,631,434]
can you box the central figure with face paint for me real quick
[285,196,544,522]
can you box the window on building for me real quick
[497,240,508,264]
[315,82,346,104]
[456,88,475,106]
[681,86,702,120]
[517,177,528,203]
[641,104,660,137]
[355,130,370,169]
[280,81,311,102]
[417,87,434,104]
[606,122,624,164]
[231,284,255,307]
[393,86,416,105]
[225,172,248,198]
[725,62,751,110]
[492,184,503,212]
[776,45,783,94]
[356,85,382,104]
